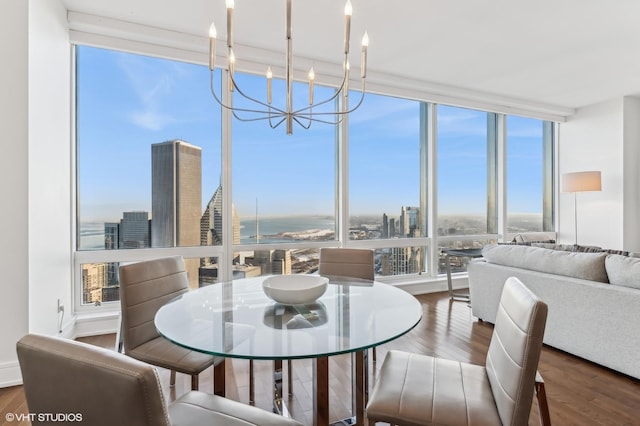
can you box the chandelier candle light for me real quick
[208,0,369,134]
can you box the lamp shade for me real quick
[562,171,602,193]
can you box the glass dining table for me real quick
[154,275,423,426]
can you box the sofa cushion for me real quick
[605,254,640,290]
[482,244,609,283]
[530,243,575,251]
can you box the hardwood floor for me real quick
[1,291,639,425]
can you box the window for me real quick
[73,44,557,310]
[506,115,554,233]
[76,45,222,302]
[436,105,490,236]
[349,94,422,240]
[231,72,338,246]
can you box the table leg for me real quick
[313,357,330,426]
[352,350,366,426]
[328,350,367,426]
[273,359,291,418]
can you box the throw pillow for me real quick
[605,254,640,290]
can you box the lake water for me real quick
[79,215,336,249]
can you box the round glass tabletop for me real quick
[155,276,423,360]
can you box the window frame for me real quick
[71,41,556,313]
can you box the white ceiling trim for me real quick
[68,11,573,121]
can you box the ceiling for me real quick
[61,0,640,114]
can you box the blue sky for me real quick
[77,46,544,223]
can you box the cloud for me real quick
[130,110,178,131]
[115,53,197,131]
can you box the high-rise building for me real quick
[400,206,420,237]
[82,263,108,304]
[199,182,242,285]
[104,222,119,250]
[151,140,202,288]
[247,249,292,275]
[201,183,241,247]
[119,211,151,249]
[382,213,389,239]
[390,246,422,275]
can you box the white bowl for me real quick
[262,275,329,305]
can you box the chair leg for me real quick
[287,360,293,396]
[535,372,551,426]
[372,346,377,363]
[114,314,123,353]
[213,360,226,396]
[191,374,199,391]
[170,370,176,387]
[249,360,255,404]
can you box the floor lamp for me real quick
[562,171,602,246]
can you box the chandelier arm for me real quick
[210,72,288,116]
[229,72,287,114]
[230,110,288,123]
[340,80,367,114]
[291,68,349,115]
[297,79,367,117]
[292,115,313,130]
[293,114,345,125]
[268,116,289,129]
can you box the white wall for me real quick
[0,0,30,386]
[0,0,72,387]
[559,97,640,251]
[28,0,73,336]
[622,97,640,251]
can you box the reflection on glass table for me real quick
[155,275,422,426]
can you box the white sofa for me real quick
[468,244,640,379]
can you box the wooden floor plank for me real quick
[1,291,639,425]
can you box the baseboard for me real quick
[394,275,469,295]
[71,312,119,338]
[0,360,22,388]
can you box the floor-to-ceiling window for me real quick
[75,45,222,302]
[506,115,555,233]
[230,72,338,277]
[348,93,426,276]
[436,105,495,274]
[73,44,556,310]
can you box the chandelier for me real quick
[208,0,369,134]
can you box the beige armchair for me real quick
[16,334,302,426]
[119,256,225,394]
[367,277,551,426]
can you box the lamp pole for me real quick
[573,191,578,246]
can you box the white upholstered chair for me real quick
[366,277,551,426]
[17,333,302,426]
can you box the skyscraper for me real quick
[382,213,389,239]
[151,140,202,288]
[119,211,150,249]
[200,182,242,285]
[82,263,108,304]
[400,206,420,237]
[201,183,241,247]
[390,246,423,275]
[104,222,119,250]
